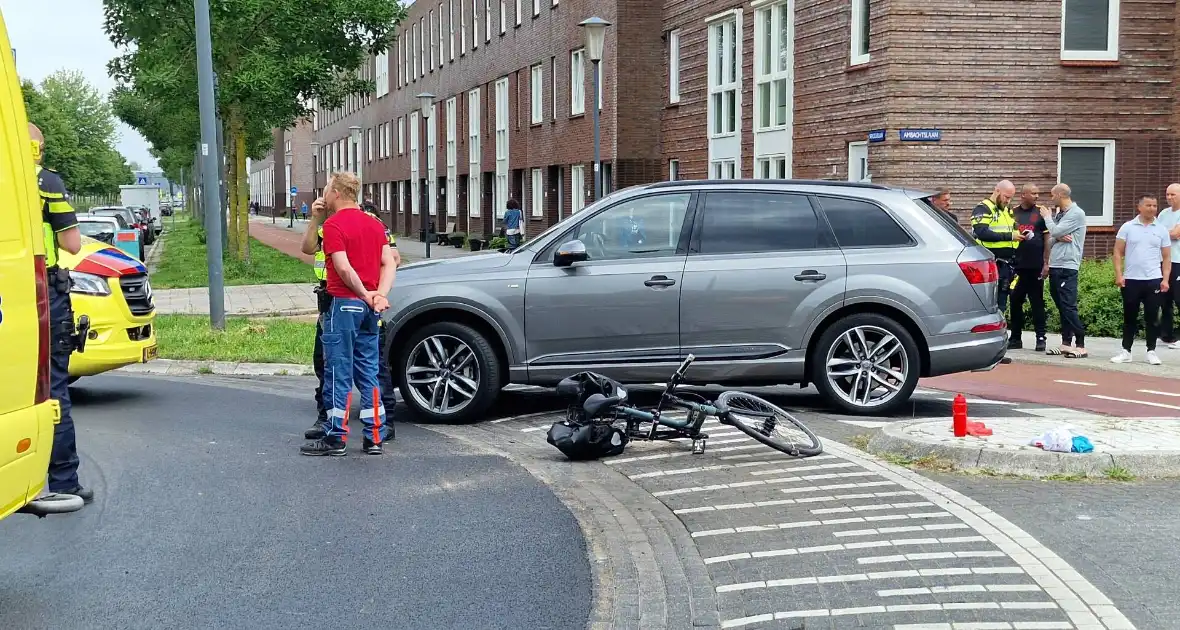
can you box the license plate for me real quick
[143,345,158,362]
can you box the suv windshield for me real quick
[912,196,975,247]
[91,210,131,228]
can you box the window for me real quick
[412,23,419,78]
[410,111,420,215]
[486,0,492,41]
[429,11,435,70]
[515,0,522,26]
[449,0,456,60]
[848,141,869,182]
[700,192,825,254]
[755,3,790,130]
[501,0,508,32]
[533,0,540,17]
[531,168,543,217]
[572,194,691,261]
[420,18,426,76]
[375,50,390,96]
[367,128,374,162]
[570,48,585,115]
[850,0,870,65]
[551,56,558,121]
[669,159,679,181]
[404,34,410,82]
[820,197,913,248]
[446,97,458,217]
[461,0,468,54]
[438,4,445,67]
[398,117,405,154]
[668,30,681,103]
[1061,0,1119,61]
[710,159,737,179]
[756,156,788,179]
[530,64,544,123]
[1058,139,1116,226]
[495,77,510,218]
[427,105,438,217]
[571,164,586,212]
[708,16,738,136]
[472,0,479,49]
[469,89,482,217]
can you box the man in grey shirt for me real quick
[1112,194,1171,365]
[1040,183,1088,357]
[1154,183,1180,348]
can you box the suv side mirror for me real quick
[554,239,589,267]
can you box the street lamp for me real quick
[309,141,320,201]
[348,125,362,189]
[416,93,435,258]
[580,16,611,202]
[285,151,294,227]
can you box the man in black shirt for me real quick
[1009,183,1051,352]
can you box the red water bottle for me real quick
[952,394,968,437]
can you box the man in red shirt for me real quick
[301,172,398,456]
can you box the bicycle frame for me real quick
[613,354,723,450]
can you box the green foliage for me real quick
[22,71,132,195]
[1011,258,1143,339]
[156,315,315,364]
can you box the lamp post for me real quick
[579,16,611,202]
[309,141,320,202]
[348,125,362,190]
[285,151,295,227]
[194,0,225,329]
[416,93,435,258]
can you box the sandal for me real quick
[1064,348,1088,358]
[1046,346,1066,356]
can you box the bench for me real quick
[437,221,457,245]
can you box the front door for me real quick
[680,190,846,381]
[525,192,695,383]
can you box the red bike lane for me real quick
[921,361,1180,417]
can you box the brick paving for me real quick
[248,214,478,264]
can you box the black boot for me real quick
[1035,337,1047,352]
[300,437,346,456]
[304,416,328,440]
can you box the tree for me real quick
[104,0,405,261]
[127,160,142,171]
[22,71,132,196]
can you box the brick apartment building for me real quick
[260,0,1174,256]
[249,120,317,215]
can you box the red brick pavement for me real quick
[250,220,313,264]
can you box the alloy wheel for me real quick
[405,334,481,415]
[824,325,909,409]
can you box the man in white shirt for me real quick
[1112,194,1172,365]
[1154,183,1180,349]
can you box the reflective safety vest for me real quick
[971,198,1017,251]
[37,164,77,268]
[313,210,396,282]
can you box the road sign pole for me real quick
[194,0,225,330]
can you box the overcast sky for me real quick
[2,1,157,170]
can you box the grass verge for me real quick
[156,314,315,364]
[151,213,311,289]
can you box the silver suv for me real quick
[384,179,1007,422]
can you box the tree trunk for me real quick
[224,120,241,259]
[234,123,250,262]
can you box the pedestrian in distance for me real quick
[1008,184,1051,352]
[1154,183,1180,349]
[1111,193,1172,365]
[300,172,398,457]
[504,198,523,249]
[1041,184,1088,358]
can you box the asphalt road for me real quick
[0,375,590,630]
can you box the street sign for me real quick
[899,128,941,142]
[136,176,148,185]
[868,129,886,143]
[290,186,297,195]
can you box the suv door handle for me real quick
[794,270,827,282]
[644,275,677,287]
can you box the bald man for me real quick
[1156,183,1180,348]
[30,122,91,508]
[972,179,1022,321]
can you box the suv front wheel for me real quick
[396,321,503,423]
[811,313,920,415]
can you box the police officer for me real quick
[300,193,400,440]
[972,180,1021,363]
[30,123,91,505]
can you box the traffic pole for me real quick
[194,0,225,330]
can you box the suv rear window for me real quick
[912,197,976,247]
[818,197,914,248]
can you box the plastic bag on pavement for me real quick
[1030,426,1075,453]
[1071,435,1094,453]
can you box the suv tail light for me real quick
[33,255,51,404]
[958,260,998,285]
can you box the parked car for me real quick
[77,215,142,259]
[89,206,148,254]
[382,179,1007,422]
[160,203,172,217]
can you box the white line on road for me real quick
[675,490,917,515]
[1089,394,1180,410]
[934,397,1018,406]
[719,599,1052,628]
[489,410,560,424]
[857,550,1006,564]
[695,513,954,542]
[606,444,765,464]
[651,470,878,497]
[878,583,1042,597]
[1138,388,1180,398]
[701,534,989,565]
[841,420,892,428]
[810,501,934,515]
[832,522,968,538]
[1054,379,1097,387]
[628,458,798,480]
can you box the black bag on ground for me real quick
[546,420,628,460]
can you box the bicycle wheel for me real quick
[716,391,823,457]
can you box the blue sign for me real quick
[136,176,148,185]
[290,186,298,195]
[868,129,886,143]
[899,128,941,142]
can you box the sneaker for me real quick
[1148,351,1163,365]
[363,438,383,455]
[59,486,95,504]
[304,419,328,440]
[1007,338,1023,350]
[1035,338,1047,352]
[1111,350,1133,364]
[1168,341,1180,350]
[380,424,395,442]
[300,438,346,457]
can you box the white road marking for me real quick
[628,458,793,480]
[675,490,917,514]
[651,470,878,497]
[857,550,1005,564]
[934,397,1018,406]
[1089,394,1180,410]
[809,501,934,514]
[841,420,892,428]
[520,424,554,433]
[489,410,560,424]
[695,513,954,542]
[879,583,1041,596]
[1055,379,1097,387]
[701,534,989,564]
[605,443,764,464]
[747,461,860,476]
[833,522,968,538]
[1137,388,1180,398]
[720,599,1054,627]
[894,624,1074,630]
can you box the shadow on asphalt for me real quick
[68,383,147,408]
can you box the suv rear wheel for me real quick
[396,321,502,423]
[811,313,920,415]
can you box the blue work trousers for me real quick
[322,297,386,442]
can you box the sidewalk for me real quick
[1009,329,1180,379]
[155,283,316,316]
[248,214,478,263]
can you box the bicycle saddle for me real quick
[582,393,623,419]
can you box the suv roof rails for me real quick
[646,178,891,191]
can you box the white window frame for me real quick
[501,0,508,33]
[420,19,426,77]
[515,0,522,26]
[486,0,492,42]
[494,77,510,219]
[398,117,405,154]
[403,35,409,83]
[367,128,374,162]
[429,11,435,70]
[1057,139,1116,227]
[410,111,421,215]
[848,141,869,183]
[533,0,540,17]
[472,0,480,49]
[551,56,558,121]
[427,104,438,218]
[446,97,458,217]
[461,0,468,55]
[375,50,389,96]
[669,159,679,181]
[754,2,791,131]
[850,0,870,65]
[438,4,445,67]
[710,159,737,179]
[706,11,742,172]
[1060,0,1120,62]
[570,48,585,115]
[531,168,543,217]
[571,164,585,212]
[398,180,406,215]
[755,155,788,179]
[469,88,482,218]
[530,64,544,124]
[449,1,456,60]
[668,29,681,104]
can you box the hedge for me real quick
[1010,258,1148,339]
